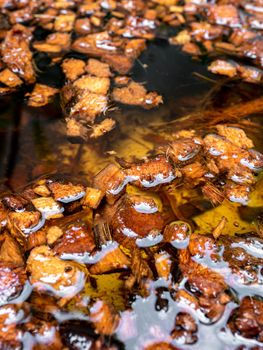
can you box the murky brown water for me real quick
[1,41,262,190]
[0,41,214,189]
[1,41,263,350]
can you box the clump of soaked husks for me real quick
[0,0,167,141]
[1,0,262,141]
[167,0,263,84]
[0,124,263,349]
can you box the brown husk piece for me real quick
[110,193,165,240]
[27,84,59,107]
[86,58,111,78]
[62,58,86,81]
[112,80,163,109]
[89,300,120,335]
[0,68,23,88]
[88,246,130,274]
[27,245,86,297]
[125,247,153,290]
[53,216,95,256]
[0,231,24,265]
[0,262,27,304]
[171,312,198,344]
[1,24,35,84]
[227,297,263,341]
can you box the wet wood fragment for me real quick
[93,220,112,248]
[212,216,227,239]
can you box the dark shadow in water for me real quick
[0,40,261,190]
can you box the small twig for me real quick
[212,216,228,239]
[93,218,112,249]
[193,72,217,84]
